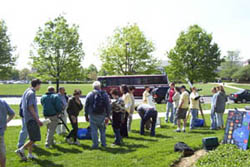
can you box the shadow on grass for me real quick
[188,131,216,134]
[34,147,61,156]
[33,159,64,167]
[106,133,158,142]
[100,143,149,154]
[53,145,83,154]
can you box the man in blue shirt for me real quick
[85,81,111,149]
[15,79,43,161]
[0,99,15,167]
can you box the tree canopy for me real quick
[232,65,250,82]
[99,23,160,75]
[30,15,84,91]
[166,25,222,83]
[219,50,241,80]
[0,20,16,79]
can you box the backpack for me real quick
[174,142,194,157]
[92,90,107,114]
[77,127,92,140]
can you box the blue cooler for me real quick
[77,128,91,140]
[194,119,204,127]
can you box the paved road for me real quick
[1,96,234,105]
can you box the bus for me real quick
[97,74,169,97]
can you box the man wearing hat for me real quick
[176,85,189,132]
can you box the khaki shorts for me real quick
[0,136,6,157]
[176,108,188,120]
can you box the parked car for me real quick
[229,89,250,103]
[151,87,169,104]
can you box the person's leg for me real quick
[173,107,177,125]
[0,136,6,167]
[190,109,198,129]
[210,110,217,130]
[90,121,99,148]
[150,111,158,136]
[169,103,174,123]
[17,118,28,148]
[177,119,181,131]
[72,118,78,142]
[215,113,222,128]
[46,116,59,146]
[121,112,129,137]
[141,112,151,135]
[61,109,68,134]
[166,102,170,122]
[183,119,187,130]
[99,121,106,147]
[127,113,133,132]
[140,118,146,135]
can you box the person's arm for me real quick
[29,93,42,126]
[5,101,15,127]
[105,93,111,119]
[84,93,91,122]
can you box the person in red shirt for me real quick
[165,82,175,123]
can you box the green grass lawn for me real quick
[0,83,240,96]
[176,83,238,96]
[196,144,250,167]
[229,83,250,90]
[5,114,225,167]
[0,84,92,96]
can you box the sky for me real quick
[0,0,250,70]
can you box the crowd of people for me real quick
[0,79,228,166]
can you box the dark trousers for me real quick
[140,110,158,136]
[120,112,129,137]
[67,115,78,142]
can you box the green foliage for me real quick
[19,68,34,80]
[99,23,160,75]
[196,144,250,167]
[0,20,16,79]
[219,50,242,80]
[77,64,98,81]
[30,15,84,90]
[166,25,222,83]
[232,65,250,81]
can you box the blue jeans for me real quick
[210,109,217,129]
[173,107,177,125]
[166,102,174,123]
[113,128,122,144]
[140,110,158,136]
[17,118,28,148]
[90,115,106,148]
[190,109,198,129]
[216,113,224,128]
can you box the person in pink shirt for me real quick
[165,82,175,123]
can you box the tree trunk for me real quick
[56,78,59,93]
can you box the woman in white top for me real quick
[120,85,132,137]
[172,87,180,125]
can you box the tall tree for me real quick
[30,15,84,91]
[99,23,160,75]
[232,65,250,82]
[166,25,222,83]
[87,64,98,80]
[219,50,241,81]
[0,20,16,79]
[19,68,33,80]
